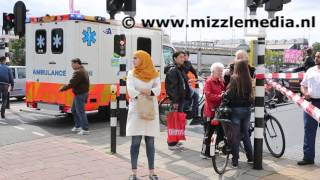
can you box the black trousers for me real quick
[201,117,223,156]
[0,84,9,117]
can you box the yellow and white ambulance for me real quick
[25,14,173,113]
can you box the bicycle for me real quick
[158,78,206,126]
[245,99,286,158]
[211,99,286,175]
[210,118,234,175]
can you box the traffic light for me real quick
[107,0,136,19]
[265,0,291,18]
[107,0,125,19]
[265,0,283,12]
[2,13,15,34]
[13,1,26,37]
[247,0,264,15]
[114,34,126,57]
[124,0,136,16]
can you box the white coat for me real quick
[126,70,161,137]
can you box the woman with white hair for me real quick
[200,62,226,159]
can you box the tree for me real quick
[265,49,283,71]
[9,37,25,66]
[312,42,320,55]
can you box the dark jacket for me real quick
[61,66,90,95]
[222,77,253,108]
[165,63,190,104]
[303,56,315,72]
[183,61,198,78]
[0,64,14,88]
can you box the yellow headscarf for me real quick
[133,50,160,82]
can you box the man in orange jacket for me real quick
[183,51,201,125]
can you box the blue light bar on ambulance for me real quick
[70,14,84,20]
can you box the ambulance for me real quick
[25,14,174,114]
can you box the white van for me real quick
[9,66,26,100]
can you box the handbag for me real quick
[136,95,155,120]
[166,112,186,143]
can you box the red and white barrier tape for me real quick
[266,80,320,123]
[256,73,304,80]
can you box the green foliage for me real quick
[9,37,25,66]
[264,49,283,68]
[312,42,320,55]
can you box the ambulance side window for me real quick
[114,34,126,57]
[35,30,47,54]
[51,28,63,54]
[137,37,151,55]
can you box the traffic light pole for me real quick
[244,0,265,170]
[118,62,127,137]
[254,35,265,170]
[110,86,117,154]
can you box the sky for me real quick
[0,0,319,45]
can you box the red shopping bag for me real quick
[166,112,187,143]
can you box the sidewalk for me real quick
[0,128,320,179]
[0,137,182,180]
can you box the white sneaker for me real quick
[77,130,90,135]
[71,127,81,132]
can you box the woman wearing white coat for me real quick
[126,50,161,180]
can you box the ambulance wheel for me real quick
[98,106,110,119]
[17,97,25,101]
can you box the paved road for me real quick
[1,101,320,161]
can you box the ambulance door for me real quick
[131,29,162,72]
[33,24,50,83]
[46,22,67,85]
[77,22,100,84]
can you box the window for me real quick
[10,68,16,79]
[35,30,46,54]
[163,45,174,65]
[114,34,126,57]
[137,37,151,55]
[51,28,63,54]
[17,68,26,79]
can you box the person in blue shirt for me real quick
[0,56,14,119]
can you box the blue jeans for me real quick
[71,93,89,130]
[303,100,320,161]
[230,107,253,164]
[184,87,199,118]
[130,136,155,170]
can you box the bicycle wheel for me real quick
[158,97,171,126]
[264,115,286,158]
[211,131,230,175]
